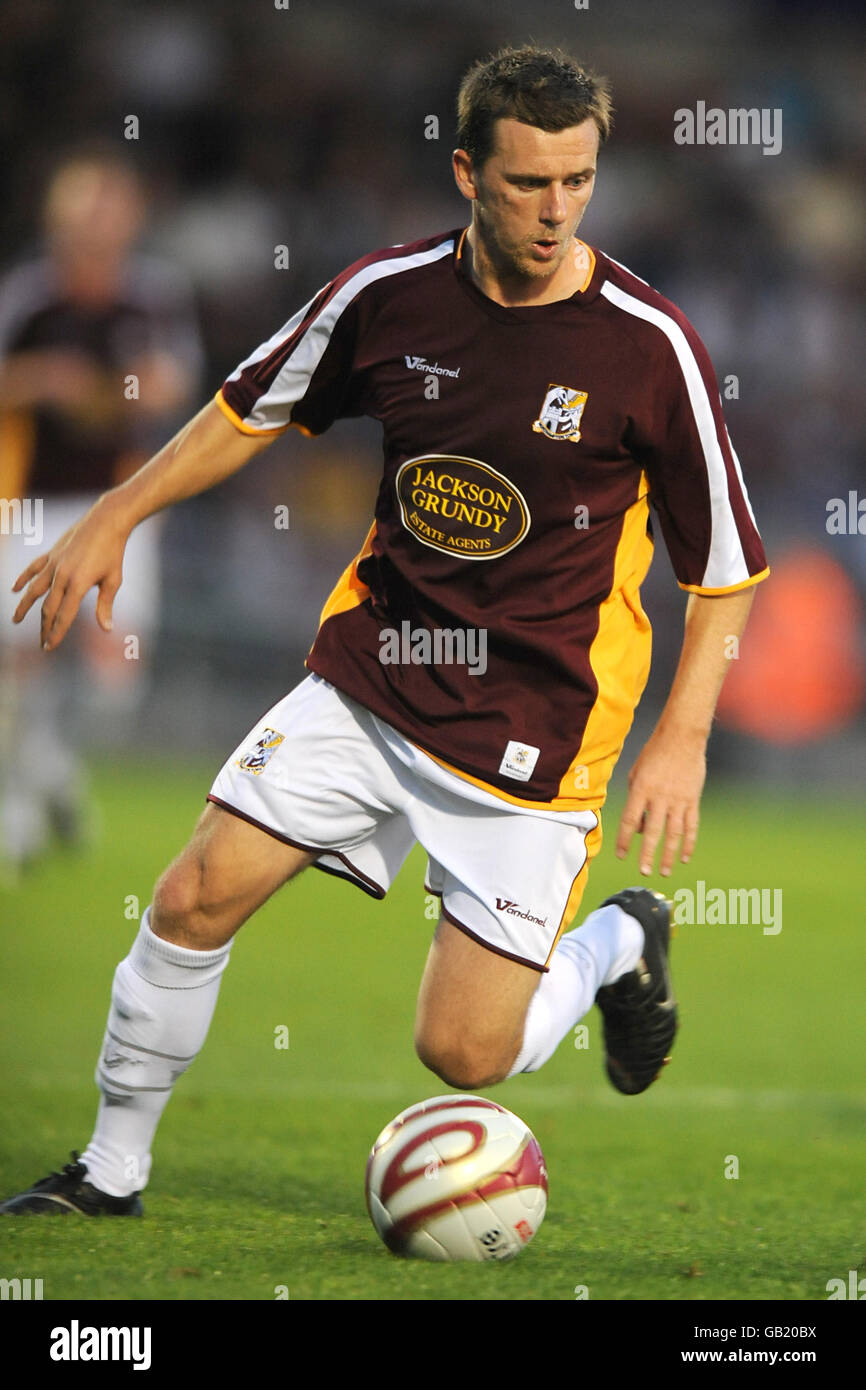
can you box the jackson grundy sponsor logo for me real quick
[395,455,530,560]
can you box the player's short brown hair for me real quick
[456,45,613,167]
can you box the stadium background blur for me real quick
[1,0,864,781]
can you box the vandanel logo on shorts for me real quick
[395,454,531,560]
[494,898,549,929]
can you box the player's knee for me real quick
[414,1033,510,1091]
[151,856,211,946]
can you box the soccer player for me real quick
[0,150,201,871]
[2,46,767,1216]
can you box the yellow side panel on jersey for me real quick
[311,486,652,817]
[0,410,34,500]
[406,477,651,813]
[558,474,654,806]
[410,476,650,814]
[314,520,376,634]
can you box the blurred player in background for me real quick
[0,150,201,872]
[2,47,768,1218]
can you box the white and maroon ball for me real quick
[365,1095,548,1262]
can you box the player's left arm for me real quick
[617,288,770,878]
[615,585,756,877]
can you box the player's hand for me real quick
[615,727,707,878]
[1,349,113,415]
[11,495,129,651]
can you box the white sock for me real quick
[81,907,231,1197]
[507,904,644,1077]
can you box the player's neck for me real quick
[462,226,589,307]
[55,253,126,308]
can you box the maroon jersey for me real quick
[218,229,768,808]
[0,256,201,496]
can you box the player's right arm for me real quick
[11,398,274,651]
[15,236,377,649]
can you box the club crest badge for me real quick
[499,739,540,782]
[237,728,285,775]
[532,383,588,443]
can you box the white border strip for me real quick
[225,240,455,432]
[601,278,749,589]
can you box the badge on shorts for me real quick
[236,728,285,775]
[499,740,540,782]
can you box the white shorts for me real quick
[1,494,161,650]
[208,674,603,971]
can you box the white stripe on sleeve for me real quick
[600,278,750,590]
[225,240,455,432]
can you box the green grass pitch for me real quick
[0,757,862,1301]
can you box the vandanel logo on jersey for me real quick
[532,383,589,443]
[404,355,461,380]
[396,455,531,560]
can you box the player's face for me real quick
[454,118,599,294]
[45,161,144,264]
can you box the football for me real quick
[365,1094,548,1261]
